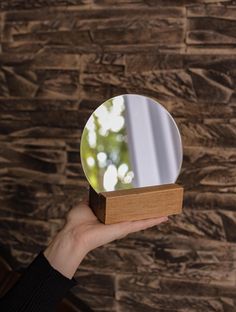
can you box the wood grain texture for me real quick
[89,184,183,224]
[0,1,236,311]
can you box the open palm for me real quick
[65,200,168,254]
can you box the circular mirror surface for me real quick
[80,94,183,193]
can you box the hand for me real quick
[44,200,168,279]
[65,199,168,253]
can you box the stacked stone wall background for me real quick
[0,1,235,311]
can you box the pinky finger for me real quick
[129,216,168,233]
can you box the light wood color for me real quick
[89,184,184,224]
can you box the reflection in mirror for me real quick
[80,94,183,193]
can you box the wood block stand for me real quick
[89,184,184,224]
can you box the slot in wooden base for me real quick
[89,184,184,224]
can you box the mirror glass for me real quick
[80,94,183,193]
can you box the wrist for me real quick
[44,227,87,279]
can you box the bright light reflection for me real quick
[94,97,125,136]
[88,131,96,148]
[118,163,128,179]
[86,115,95,131]
[97,152,107,168]
[103,164,118,191]
[110,115,124,132]
[83,95,133,192]
[112,96,125,114]
[87,156,95,167]
[123,171,134,184]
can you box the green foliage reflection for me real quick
[81,97,134,192]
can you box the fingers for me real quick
[104,216,169,241]
[74,215,169,251]
[127,216,168,233]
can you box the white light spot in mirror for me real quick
[95,106,110,136]
[123,171,134,184]
[112,96,125,114]
[110,115,124,132]
[88,131,96,148]
[86,115,95,131]
[110,150,119,162]
[87,156,95,167]
[103,164,118,191]
[118,163,128,179]
[97,152,107,168]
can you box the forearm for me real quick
[0,201,168,312]
[0,248,78,312]
[0,226,86,312]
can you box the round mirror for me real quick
[80,94,183,193]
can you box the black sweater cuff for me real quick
[0,251,77,312]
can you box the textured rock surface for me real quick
[0,0,236,311]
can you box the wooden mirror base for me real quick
[89,184,184,224]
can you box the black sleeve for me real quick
[0,251,77,312]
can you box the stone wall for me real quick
[0,1,235,311]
